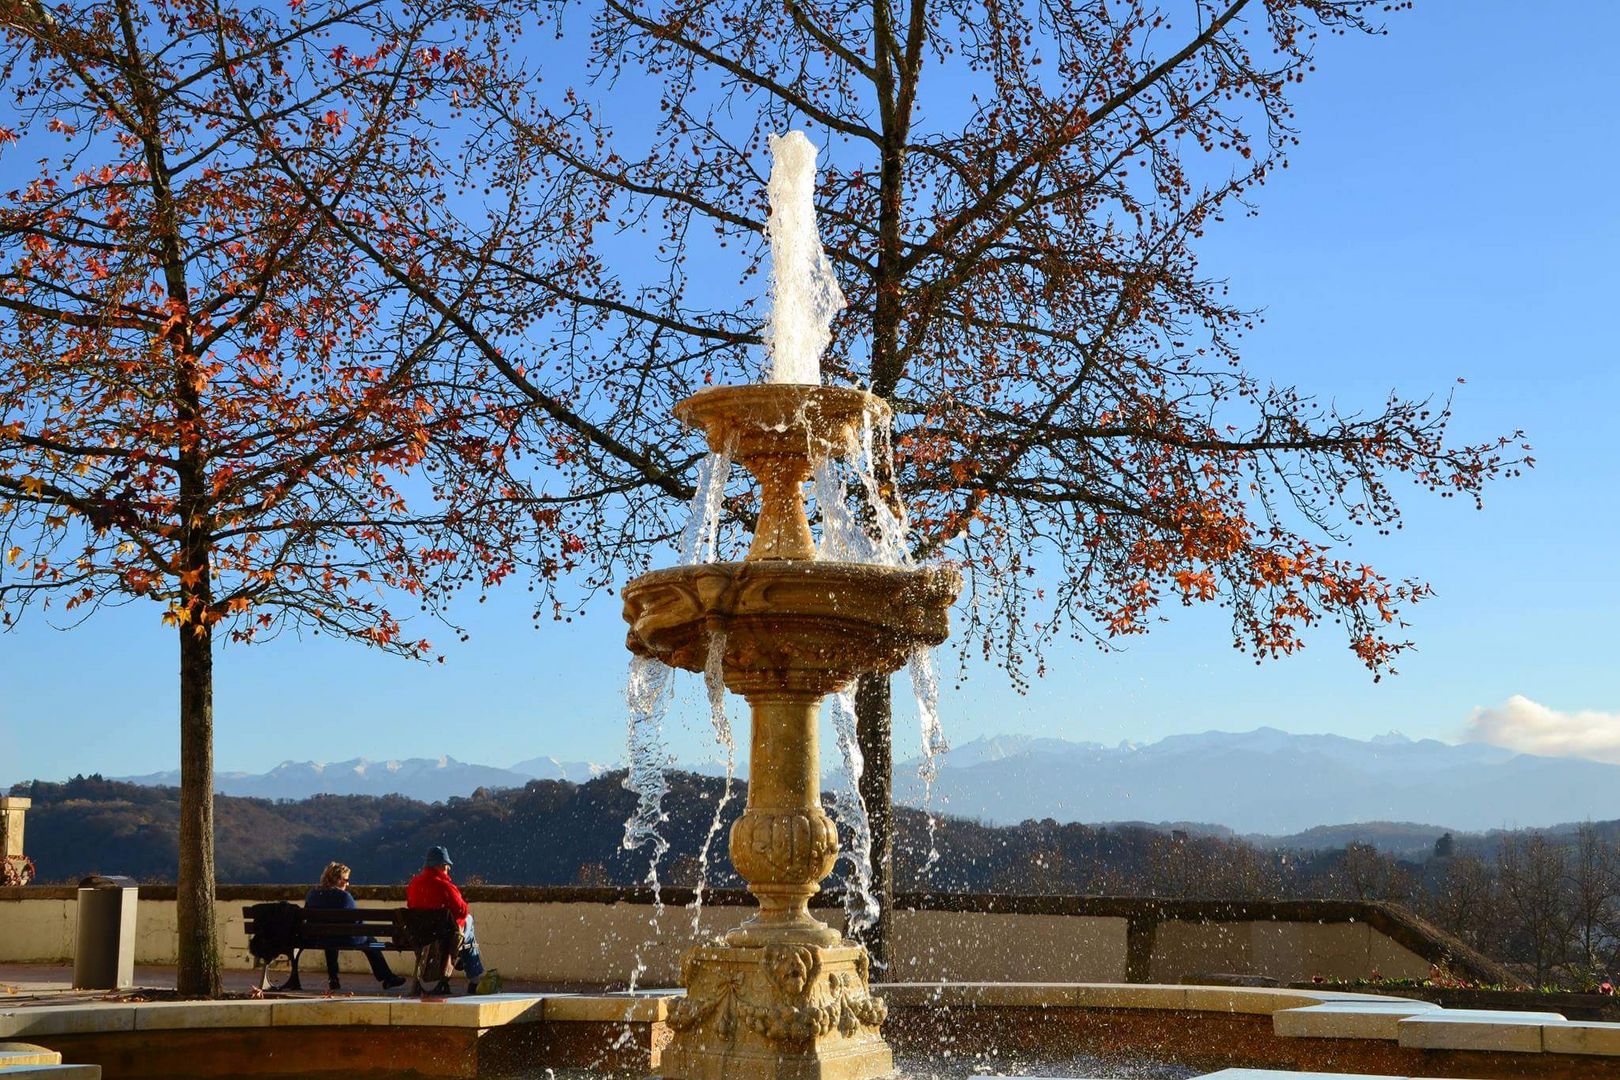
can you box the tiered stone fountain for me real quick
[622,382,959,1080]
[618,130,960,1080]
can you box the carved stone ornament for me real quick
[658,936,895,1077]
[730,808,839,891]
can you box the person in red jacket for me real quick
[407,846,490,994]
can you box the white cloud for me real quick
[1463,695,1620,765]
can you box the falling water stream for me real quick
[690,630,736,934]
[621,443,734,980]
[676,445,732,565]
[828,685,879,934]
[621,655,673,908]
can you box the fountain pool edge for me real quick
[3,983,1618,1078]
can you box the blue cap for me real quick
[424,845,453,868]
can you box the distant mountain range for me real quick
[894,728,1620,834]
[98,727,1618,836]
[117,755,605,804]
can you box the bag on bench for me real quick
[245,901,301,989]
[392,908,459,994]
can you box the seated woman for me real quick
[305,861,405,991]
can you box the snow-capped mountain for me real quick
[893,727,1616,833]
[106,727,1620,833]
[118,756,536,803]
[508,756,609,783]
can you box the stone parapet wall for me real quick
[0,887,1490,987]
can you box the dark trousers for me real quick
[325,946,395,985]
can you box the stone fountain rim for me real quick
[624,558,959,586]
[673,382,890,435]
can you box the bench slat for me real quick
[244,904,408,951]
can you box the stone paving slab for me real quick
[265,997,397,1027]
[1272,999,1443,1040]
[541,990,674,1022]
[131,1001,273,1031]
[0,1004,135,1039]
[0,1066,100,1078]
[387,993,544,1028]
[1196,1071,1415,1079]
[1543,1019,1620,1057]
[971,1073,1423,1080]
[884,981,1421,1014]
[1396,1009,1566,1053]
[0,1041,63,1067]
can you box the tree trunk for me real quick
[174,616,221,998]
[853,670,893,969]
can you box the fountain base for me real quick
[659,941,892,1080]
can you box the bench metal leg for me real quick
[407,948,427,996]
[273,950,303,992]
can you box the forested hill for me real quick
[13,773,1620,902]
[13,773,725,888]
[11,772,1264,891]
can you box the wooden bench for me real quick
[243,903,457,992]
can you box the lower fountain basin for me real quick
[12,983,1611,1078]
[621,560,960,697]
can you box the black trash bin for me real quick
[73,875,138,990]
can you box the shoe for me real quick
[428,979,451,996]
[380,974,406,991]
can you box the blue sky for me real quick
[3,3,1617,784]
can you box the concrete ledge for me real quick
[386,993,543,1028]
[542,991,673,1023]
[0,1041,63,1067]
[880,981,1424,1017]
[266,998,396,1027]
[0,1005,135,1039]
[881,982,1329,1013]
[1396,1009,1565,1053]
[1194,1071,1407,1079]
[132,1002,272,1031]
[874,984,1114,1010]
[1272,1000,1443,1040]
[1545,1020,1620,1057]
[1182,987,1342,1016]
[0,1067,100,1078]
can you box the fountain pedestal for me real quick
[622,385,959,1080]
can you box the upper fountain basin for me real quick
[675,384,885,462]
[622,559,961,698]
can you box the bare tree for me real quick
[1336,843,1412,903]
[1425,852,1500,960]
[0,0,620,994]
[441,0,1528,959]
[1566,824,1618,983]
[1497,832,1571,987]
